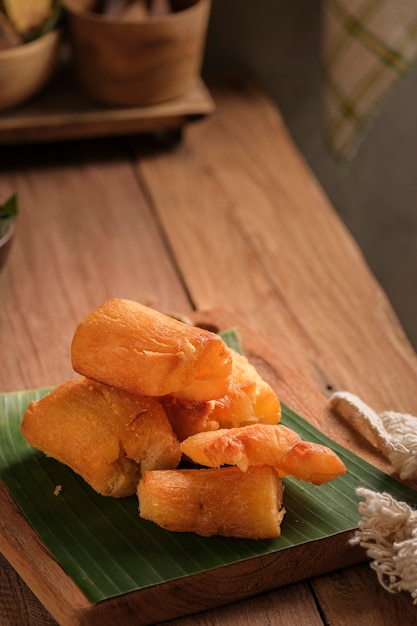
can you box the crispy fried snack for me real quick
[180,423,346,484]
[160,396,219,442]
[180,423,301,470]
[209,348,281,428]
[21,296,346,540]
[161,348,281,441]
[71,299,232,401]
[138,465,285,539]
[275,441,347,485]
[21,377,181,497]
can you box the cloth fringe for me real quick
[330,391,417,603]
[352,488,417,604]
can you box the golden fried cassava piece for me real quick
[180,424,346,484]
[161,348,281,441]
[180,423,302,470]
[21,377,181,497]
[138,465,285,539]
[208,348,281,428]
[71,299,232,401]
[275,441,347,485]
[160,396,218,442]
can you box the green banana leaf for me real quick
[2,385,417,604]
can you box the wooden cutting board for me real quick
[0,308,404,626]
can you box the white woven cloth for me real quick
[352,488,417,602]
[330,391,417,603]
[330,391,417,480]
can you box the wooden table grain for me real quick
[1,75,416,625]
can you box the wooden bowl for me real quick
[63,0,211,106]
[0,220,16,273]
[0,30,61,113]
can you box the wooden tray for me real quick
[0,55,215,145]
[1,309,413,626]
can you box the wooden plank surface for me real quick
[1,75,417,624]
[136,76,417,470]
[0,138,192,392]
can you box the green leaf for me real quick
[218,327,244,354]
[0,193,18,220]
[1,386,417,604]
[0,193,18,239]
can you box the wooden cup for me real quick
[63,0,211,106]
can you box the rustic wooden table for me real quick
[1,75,417,625]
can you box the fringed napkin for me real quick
[330,391,417,603]
[322,0,417,163]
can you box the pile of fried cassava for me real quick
[21,299,346,539]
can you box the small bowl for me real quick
[63,0,211,106]
[0,220,16,273]
[0,29,61,113]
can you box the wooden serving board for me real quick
[0,309,406,626]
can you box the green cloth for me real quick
[322,0,417,162]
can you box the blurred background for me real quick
[204,0,417,350]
